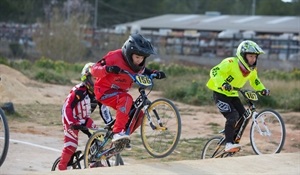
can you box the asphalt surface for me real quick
[39,153,299,175]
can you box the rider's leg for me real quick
[98,103,114,127]
[232,97,248,143]
[213,92,241,152]
[100,92,133,142]
[58,124,79,170]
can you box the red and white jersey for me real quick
[61,83,95,125]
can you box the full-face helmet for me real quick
[236,40,264,71]
[121,33,155,72]
[81,62,95,94]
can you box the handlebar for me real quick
[120,69,158,79]
[120,69,157,88]
[232,87,263,95]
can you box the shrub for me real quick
[0,57,9,65]
[35,57,56,69]
[34,70,71,84]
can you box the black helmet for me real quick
[122,33,155,72]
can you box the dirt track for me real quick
[35,153,300,175]
[1,64,300,175]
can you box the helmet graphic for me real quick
[236,40,264,71]
[121,33,155,72]
[81,62,95,94]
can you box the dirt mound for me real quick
[0,64,71,104]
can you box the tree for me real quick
[33,1,92,62]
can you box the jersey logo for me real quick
[255,79,261,86]
[211,67,220,77]
[216,100,231,113]
[226,75,234,83]
[228,59,233,63]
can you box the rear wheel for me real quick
[83,131,124,168]
[201,137,226,159]
[250,109,286,154]
[141,98,181,158]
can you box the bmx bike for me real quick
[201,88,286,159]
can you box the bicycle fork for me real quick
[144,104,167,131]
[251,111,271,136]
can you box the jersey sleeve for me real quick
[91,59,108,79]
[63,91,80,125]
[249,69,266,91]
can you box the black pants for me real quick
[213,91,246,143]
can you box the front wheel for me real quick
[141,98,181,158]
[83,131,124,168]
[0,108,9,167]
[250,109,286,154]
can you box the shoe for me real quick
[225,142,241,152]
[125,142,132,151]
[112,131,130,142]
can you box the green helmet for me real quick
[81,62,95,94]
[236,40,264,71]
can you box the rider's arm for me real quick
[91,59,108,79]
[143,67,154,76]
[249,69,266,91]
[63,87,84,125]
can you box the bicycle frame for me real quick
[234,88,264,143]
[214,89,262,157]
[202,87,285,158]
[92,70,159,158]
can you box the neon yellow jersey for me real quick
[206,57,266,97]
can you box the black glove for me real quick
[69,122,82,130]
[222,83,232,91]
[261,89,270,96]
[106,66,121,74]
[155,71,166,79]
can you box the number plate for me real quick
[135,75,152,86]
[245,91,258,101]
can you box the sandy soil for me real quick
[0,64,299,175]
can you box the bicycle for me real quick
[51,125,124,171]
[83,69,181,168]
[0,77,10,167]
[201,87,286,159]
[0,108,9,167]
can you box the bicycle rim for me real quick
[83,131,124,168]
[250,109,286,154]
[201,137,225,159]
[0,108,9,167]
[141,98,181,158]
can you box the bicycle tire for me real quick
[0,108,9,167]
[51,151,83,171]
[201,136,226,159]
[140,98,181,158]
[250,109,286,154]
[83,130,124,168]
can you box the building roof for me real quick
[117,14,300,35]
